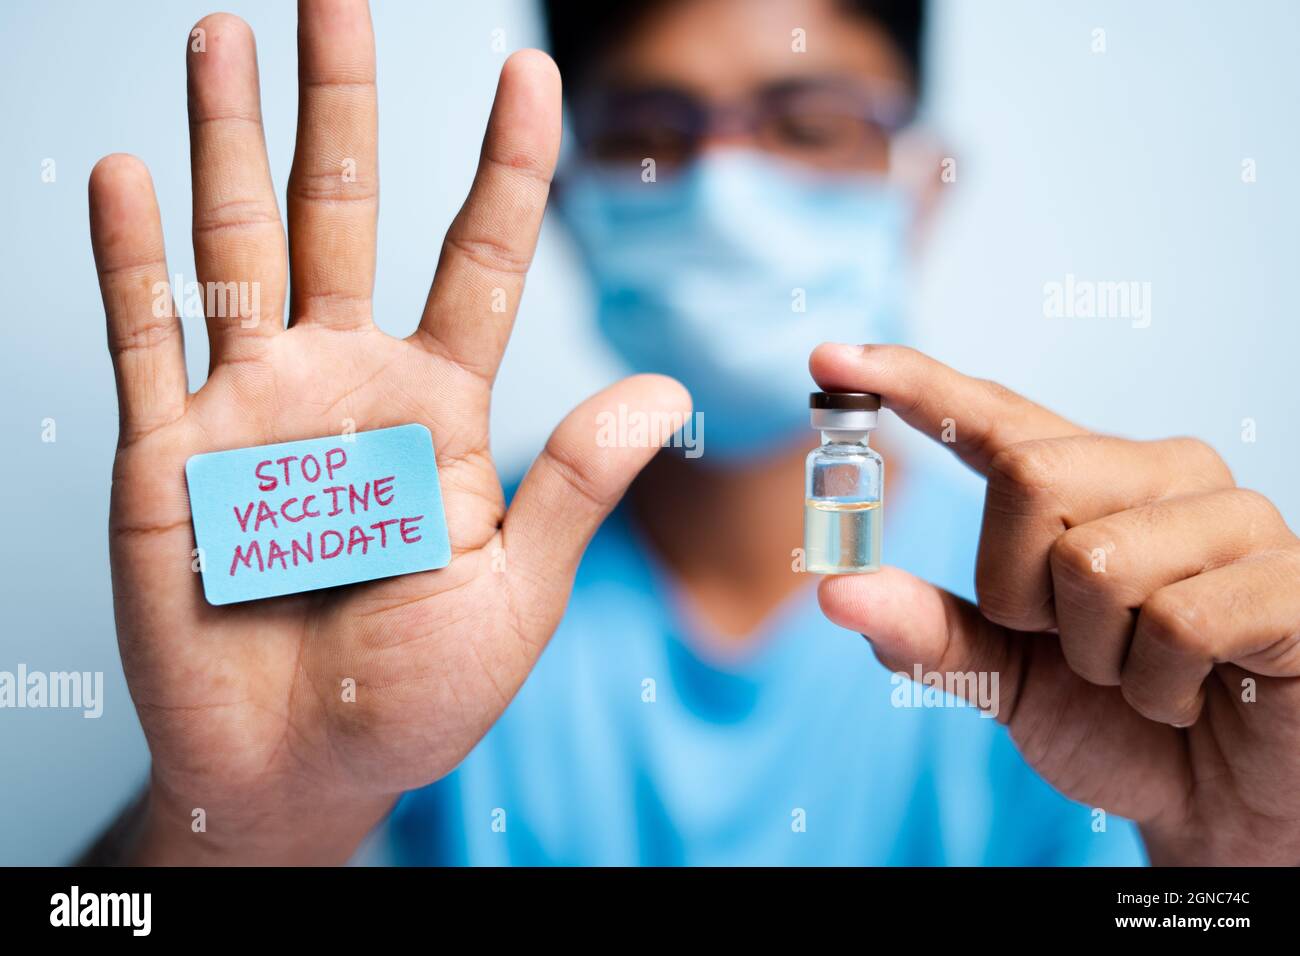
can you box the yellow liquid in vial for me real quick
[804,499,881,574]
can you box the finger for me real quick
[1051,488,1294,685]
[413,49,561,382]
[503,374,691,629]
[809,343,1087,474]
[818,566,1025,720]
[89,154,188,445]
[819,567,1193,820]
[188,13,287,365]
[978,434,1235,631]
[1123,546,1300,726]
[287,0,378,329]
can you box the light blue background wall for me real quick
[1,0,1297,864]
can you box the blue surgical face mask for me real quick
[556,150,912,461]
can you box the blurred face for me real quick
[571,0,916,177]
[556,0,922,462]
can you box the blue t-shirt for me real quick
[389,460,1146,865]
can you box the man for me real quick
[85,0,1300,865]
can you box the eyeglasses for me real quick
[571,77,915,175]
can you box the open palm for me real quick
[89,2,685,862]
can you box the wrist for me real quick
[1141,821,1300,867]
[132,774,397,866]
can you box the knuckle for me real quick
[1165,436,1233,486]
[291,290,373,327]
[988,441,1062,502]
[989,442,1050,489]
[541,438,612,513]
[1049,527,1115,590]
[972,585,1024,627]
[974,558,1045,629]
[974,376,1021,409]
[1137,589,1212,660]
[443,232,533,278]
[96,254,167,282]
[1227,486,1286,531]
[484,147,555,188]
[109,318,181,357]
[192,197,281,237]
[288,167,378,204]
[1171,435,1218,462]
[1119,677,1201,727]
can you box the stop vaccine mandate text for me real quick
[185,424,452,605]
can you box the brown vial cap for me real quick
[809,392,882,411]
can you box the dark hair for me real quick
[542,0,927,93]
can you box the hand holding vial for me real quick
[808,341,1300,866]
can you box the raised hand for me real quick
[812,343,1300,865]
[88,1,687,863]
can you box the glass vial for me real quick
[804,391,883,574]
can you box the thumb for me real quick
[503,373,692,623]
[818,566,1026,721]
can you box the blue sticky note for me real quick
[185,424,451,605]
